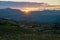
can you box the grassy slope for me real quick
[0,19,60,40]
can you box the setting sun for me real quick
[20,7,39,12]
[20,7,42,15]
[20,8,31,15]
[22,9,31,15]
[22,9,30,13]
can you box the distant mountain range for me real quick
[0,8,60,23]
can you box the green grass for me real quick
[0,19,60,40]
[0,25,60,40]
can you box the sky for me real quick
[0,0,60,5]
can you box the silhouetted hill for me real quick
[0,8,27,21]
[0,8,60,23]
[30,10,60,23]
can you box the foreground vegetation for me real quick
[0,18,60,40]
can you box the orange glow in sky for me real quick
[21,8,30,13]
[20,8,31,15]
[20,7,39,15]
[20,7,39,12]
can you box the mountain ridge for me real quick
[0,8,60,23]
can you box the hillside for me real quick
[0,8,60,23]
[0,18,60,40]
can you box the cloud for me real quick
[0,0,60,5]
